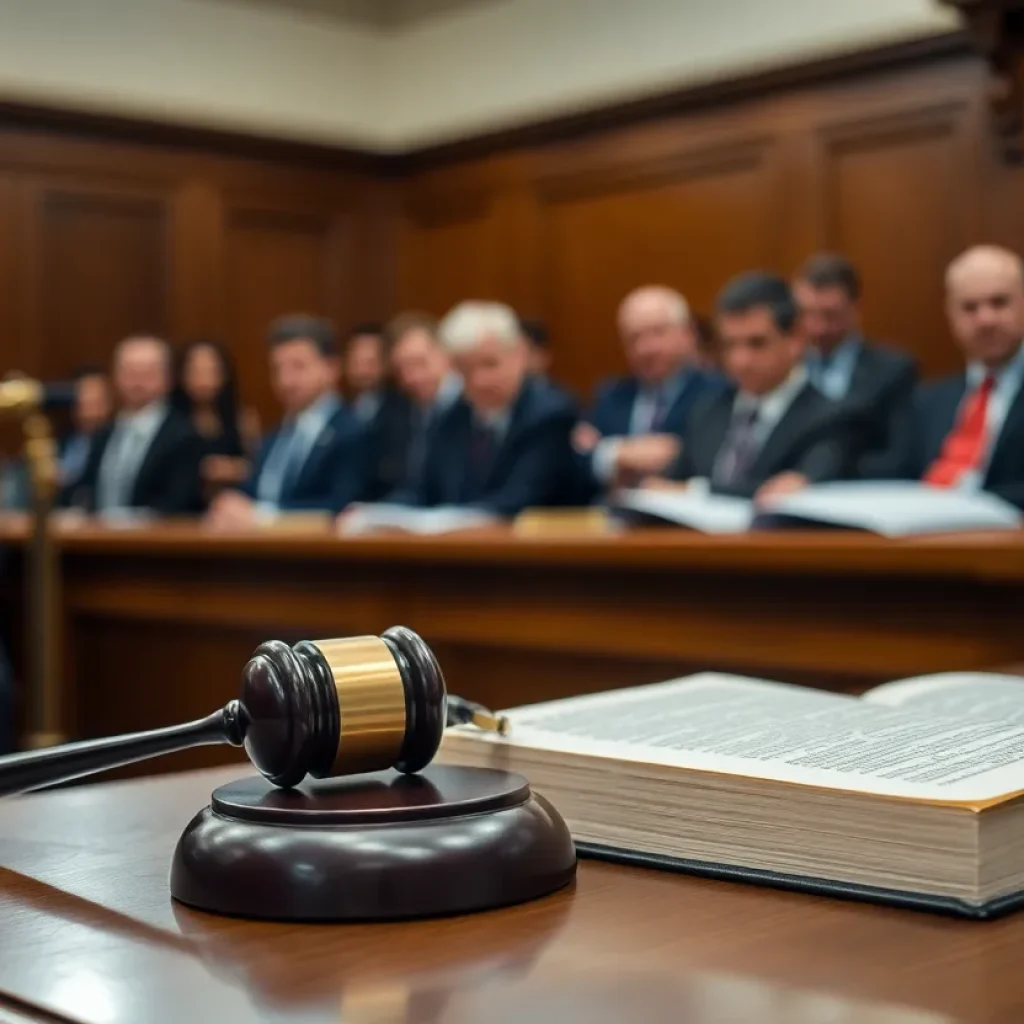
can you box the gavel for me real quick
[0,626,509,799]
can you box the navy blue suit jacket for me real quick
[585,370,722,439]
[903,373,1024,510]
[396,378,579,518]
[578,370,723,500]
[243,406,371,514]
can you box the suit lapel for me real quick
[661,378,688,434]
[697,397,733,477]
[987,377,1024,478]
[288,414,336,496]
[615,381,639,436]
[480,385,531,490]
[747,387,817,478]
[128,412,173,503]
[845,347,876,404]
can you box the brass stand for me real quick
[0,378,64,748]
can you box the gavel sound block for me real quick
[0,626,577,921]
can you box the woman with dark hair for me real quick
[173,340,260,499]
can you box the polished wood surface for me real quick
[171,767,575,921]
[3,520,1024,776]
[0,764,1021,1023]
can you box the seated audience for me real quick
[649,272,863,500]
[905,245,1024,509]
[58,365,112,506]
[207,315,370,526]
[575,285,722,495]
[793,253,917,477]
[74,335,203,517]
[385,301,578,518]
[172,339,260,500]
[383,312,462,494]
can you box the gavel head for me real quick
[236,626,447,789]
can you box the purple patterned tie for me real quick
[712,405,760,487]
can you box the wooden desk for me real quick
[0,765,1019,1023]
[4,520,1024,771]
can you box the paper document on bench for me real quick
[473,674,1024,803]
[340,503,499,536]
[760,481,1023,536]
[611,489,753,533]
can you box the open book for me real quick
[611,480,1024,537]
[439,670,1024,917]
[339,503,500,536]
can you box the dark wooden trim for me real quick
[0,31,974,176]
[401,31,975,170]
[0,100,390,176]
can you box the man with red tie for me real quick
[910,245,1024,508]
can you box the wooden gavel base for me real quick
[170,765,577,921]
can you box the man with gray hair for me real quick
[387,300,579,517]
[575,285,722,497]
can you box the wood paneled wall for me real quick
[0,131,392,427]
[1,42,1020,427]
[396,50,1022,400]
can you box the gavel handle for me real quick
[0,703,245,798]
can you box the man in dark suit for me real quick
[58,364,112,507]
[575,286,722,498]
[208,315,371,525]
[903,246,1024,508]
[379,312,463,497]
[342,321,415,500]
[73,336,203,517]
[343,322,389,424]
[793,253,917,478]
[387,301,578,518]
[648,272,862,500]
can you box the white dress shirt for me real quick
[806,335,862,401]
[256,393,341,509]
[353,390,382,424]
[732,364,810,451]
[96,401,168,512]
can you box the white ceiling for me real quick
[207,0,498,30]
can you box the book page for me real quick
[864,672,1024,724]
[472,673,1024,803]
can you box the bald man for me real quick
[575,286,722,497]
[906,245,1024,507]
[74,335,204,517]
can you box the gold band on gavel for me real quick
[312,636,407,776]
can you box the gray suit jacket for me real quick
[669,384,864,498]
